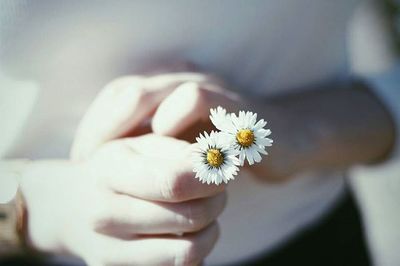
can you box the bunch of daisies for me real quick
[192,106,273,185]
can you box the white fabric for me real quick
[0,0,399,265]
[348,2,400,265]
[350,63,400,266]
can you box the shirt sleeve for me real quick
[364,63,400,159]
[349,62,400,266]
[346,0,400,264]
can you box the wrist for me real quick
[18,160,85,256]
[243,98,320,181]
[0,160,43,258]
[0,189,28,258]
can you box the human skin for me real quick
[6,69,395,266]
[71,72,396,182]
[18,134,225,265]
[249,81,396,181]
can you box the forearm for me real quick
[250,81,396,180]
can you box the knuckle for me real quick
[161,171,189,202]
[92,215,117,234]
[96,140,122,156]
[170,178,186,201]
[90,204,115,233]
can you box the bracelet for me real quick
[0,189,27,257]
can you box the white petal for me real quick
[245,149,254,165]
[252,149,262,163]
[249,113,257,127]
[230,113,240,128]
[256,145,268,155]
[239,151,245,166]
[254,119,267,130]
[257,129,271,138]
[256,137,273,146]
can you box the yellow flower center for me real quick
[236,129,255,147]
[206,149,224,167]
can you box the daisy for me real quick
[210,106,273,165]
[209,106,236,132]
[192,131,240,185]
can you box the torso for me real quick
[1,1,358,264]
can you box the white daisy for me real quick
[192,131,240,185]
[210,106,273,165]
[209,106,235,132]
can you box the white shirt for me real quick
[1,1,399,265]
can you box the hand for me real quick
[71,71,242,160]
[71,69,296,182]
[20,134,225,266]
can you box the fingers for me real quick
[71,73,220,161]
[86,223,219,266]
[152,82,240,137]
[95,192,226,235]
[152,82,209,136]
[105,152,224,202]
[71,76,165,161]
[91,135,225,202]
